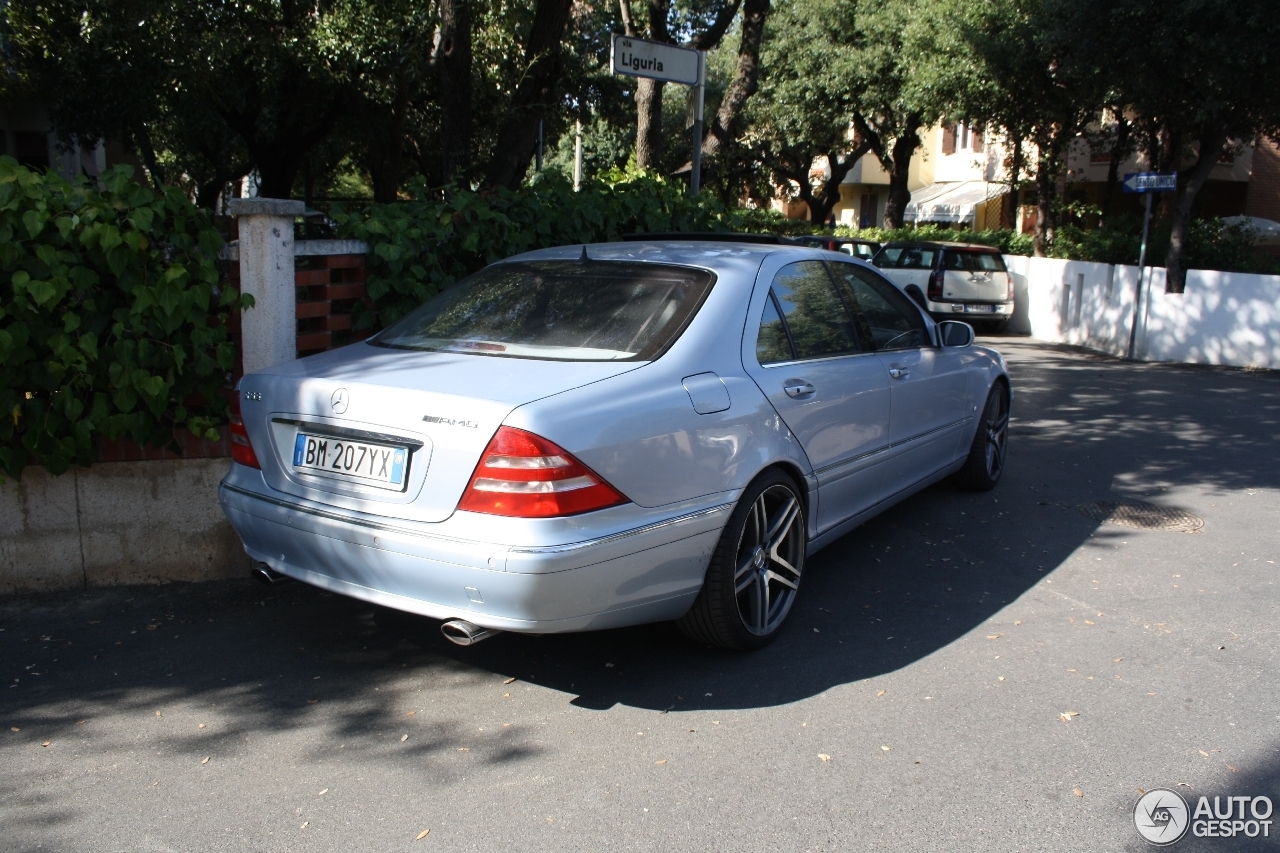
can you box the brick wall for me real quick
[294,251,371,356]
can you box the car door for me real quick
[742,260,892,534]
[828,262,969,502]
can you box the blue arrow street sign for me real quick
[1123,172,1177,193]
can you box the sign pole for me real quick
[1126,191,1153,359]
[690,51,705,197]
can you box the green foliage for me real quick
[0,159,248,479]
[333,170,732,327]
[835,224,1035,256]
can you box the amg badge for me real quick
[422,415,480,428]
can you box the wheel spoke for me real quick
[753,572,769,631]
[765,498,799,551]
[766,570,799,591]
[734,553,757,592]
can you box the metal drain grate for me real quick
[1077,500,1204,532]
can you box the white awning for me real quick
[904,181,1006,224]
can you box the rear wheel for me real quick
[677,470,807,650]
[955,382,1009,491]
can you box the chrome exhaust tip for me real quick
[252,563,289,585]
[441,619,500,646]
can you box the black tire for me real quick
[677,469,807,650]
[955,382,1010,491]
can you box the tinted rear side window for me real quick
[372,260,715,361]
[768,261,860,360]
[879,246,936,269]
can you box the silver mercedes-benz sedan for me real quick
[219,239,1011,649]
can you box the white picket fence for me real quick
[1002,255,1280,369]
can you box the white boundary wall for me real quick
[1003,255,1280,369]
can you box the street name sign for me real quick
[1123,172,1177,193]
[610,35,700,86]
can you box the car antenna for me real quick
[576,245,589,264]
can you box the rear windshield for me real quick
[941,250,1007,272]
[370,260,715,361]
[872,246,937,269]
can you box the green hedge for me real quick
[0,159,249,479]
[333,170,734,328]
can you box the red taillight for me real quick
[928,269,945,301]
[458,426,628,518]
[1006,276,1014,301]
[228,392,261,469]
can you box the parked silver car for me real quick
[220,240,1011,649]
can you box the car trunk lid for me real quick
[239,344,639,523]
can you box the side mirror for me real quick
[938,320,975,348]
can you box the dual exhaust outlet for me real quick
[252,564,500,647]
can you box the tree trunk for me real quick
[438,0,473,184]
[881,120,920,229]
[1033,156,1052,257]
[1101,115,1130,223]
[801,138,873,225]
[632,0,671,171]
[700,0,768,164]
[635,77,666,169]
[133,123,166,188]
[481,0,574,188]
[1166,126,1226,294]
[1005,135,1023,230]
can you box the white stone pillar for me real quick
[228,198,305,374]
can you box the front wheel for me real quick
[955,382,1009,491]
[677,470,807,650]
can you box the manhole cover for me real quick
[1077,500,1204,532]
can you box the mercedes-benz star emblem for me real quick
[330,388,349,414]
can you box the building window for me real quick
[860,193,879,229]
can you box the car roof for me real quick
[507,239,872,270]
[879,240,1001,252]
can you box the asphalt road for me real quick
[3,339,1279,853]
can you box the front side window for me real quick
[372,260,715,361]
[829,263,928,351]
[757,261,861,363]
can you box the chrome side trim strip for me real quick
[508,504,733,554]
[812,445,890,476]
[220,481,730,553]
[889,417,970,449]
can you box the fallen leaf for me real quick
[654,759,667,765]
[1113,657,1123,663]
[415,829,430,841]
[300,822,309,830]
[41,740,50,747]
[1084,620,1095,626]
[1069,617,1076,623]
[406,711,416,716]
[986,634,1003,640]
[503,693,510,698]
[1073,788,1084,798]
[503,677,516,684]
[201,756,209,764]
[198,723,206,729]
[318,789,328,796]
[1137,788,1146,795]
[400,734,408,742]
[307,699,318,704]
[547,817,554,824]
[818,754,832,762]
[876,690,886,697]
[1059,711,1079,722]
[1014,620,1022,626]
[1225,763,1239,772]
[154,711,161,717]
[1177,782,1194,788]
[503,723,512,727]
[881,745,891,751]
[458,747,470,752]
[76,720,86,725]
[9,727,18,732]
[998,676,1005,681]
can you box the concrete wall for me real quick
[1004,255,1280,370]
[0,458,249,594]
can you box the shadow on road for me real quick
[3,340,1279,735]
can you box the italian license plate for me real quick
[964,304,996,314]
[292,432,408,488]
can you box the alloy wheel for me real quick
[732,485,805,636]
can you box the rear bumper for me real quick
[218,479,729,633]
[925,298,1014,319]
